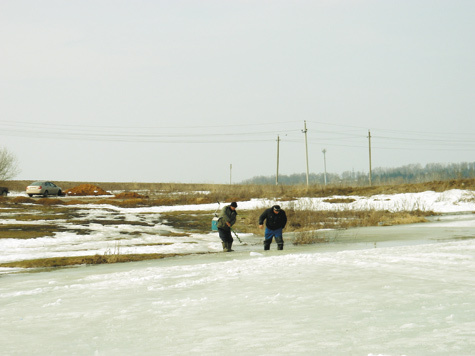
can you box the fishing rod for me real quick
[213,200,220,217]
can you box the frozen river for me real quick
[1,213,475,355]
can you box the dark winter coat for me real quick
[217,205,237,231]
[259,208,287,230]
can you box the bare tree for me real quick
[0,147,20,181]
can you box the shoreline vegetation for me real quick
[2,178,475,270]
[0,253,207,269]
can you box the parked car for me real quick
[26,181,62,197]
[0,186,9,196]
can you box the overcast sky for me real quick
[1,1,474,184]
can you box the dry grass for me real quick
[323,198,356,204]
[5,177,475,201]
[11,196,35,204]
[293,231,329,245]
[237,208,431,234]
[0,224,58,239]
[113,198,149,208]
[114,192,148,199]
[0,253,202,268]
[159,211,212,233]
[36,198,66,206]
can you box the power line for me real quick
[306,119,475,138]
[1,118,474,153]
[0,119,300,131]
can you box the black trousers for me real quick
[218,228,233,244]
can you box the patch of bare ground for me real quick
[0,252,210,268]
[323,198,357,204]
[64,184,111,196]
[0,224,59,239]
[10,196,35,204]
[114,192,148,199]
[159,211,212,233]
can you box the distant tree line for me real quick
[241,162,475,185]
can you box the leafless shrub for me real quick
[0,147,20,181]
[104,242,121,263]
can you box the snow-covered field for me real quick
[1,189,475,355]
[1,189,475,268]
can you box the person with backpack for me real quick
[258,205,287,250]
[217,202,238,252]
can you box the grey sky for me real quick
[1,1,474,183]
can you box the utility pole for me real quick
[276,135,280,185]
[302,121,309,186]
[322,148,327,185]
[230,164,232,185]
[368,130,372,186]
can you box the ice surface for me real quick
[0,238,474,355]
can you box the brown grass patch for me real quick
[380,212,429,226]
[0,224,58,239]
[159,211,212,233]
[114,199,149,208]
[0,253,204,268]
[115,192,148,199]
[237,208,432,238]
[35,198,66,206]
[323,198,356,204]
[159,231,191,237]
[293,231,329,245]
[64,200,88,205]
[11,196,35,204]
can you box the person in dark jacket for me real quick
[217,202,238,252]
[258,205,287,250]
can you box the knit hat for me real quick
[273,205,281,211]
[230,202,238,208]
